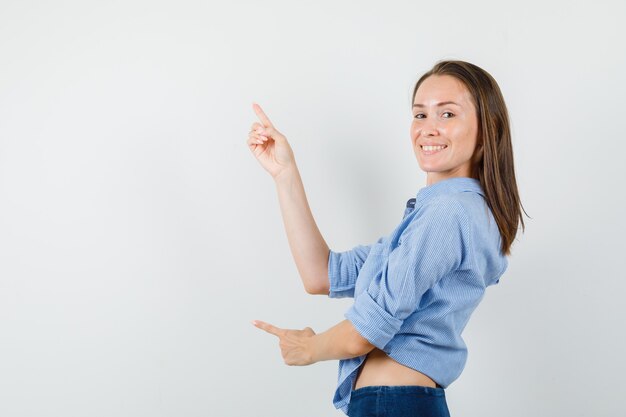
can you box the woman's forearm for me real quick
[274,165,330,294]
[311,319,376,362]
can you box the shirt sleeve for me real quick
[328,236,385,299]
[344,198,471,350]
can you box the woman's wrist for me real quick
[273,164,299,186]
[308,334,321,364]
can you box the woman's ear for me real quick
[472,142,484,164]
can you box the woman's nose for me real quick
[421,120,439,136]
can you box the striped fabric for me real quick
[328,177,508,415]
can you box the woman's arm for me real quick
[253,318,376,365]
[311,319,376,361]
[248,103,330,295]
[274,165,331,295]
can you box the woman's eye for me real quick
[414,112,454,119]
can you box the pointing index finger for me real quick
[252,320,283,337]
[252,103,274,128]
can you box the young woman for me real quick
[247,60,526,417]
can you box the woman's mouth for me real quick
[421,145,448,155]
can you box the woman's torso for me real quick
[348,181,504,394]
[353,348,437,390]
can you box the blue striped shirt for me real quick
[327,177,508,414]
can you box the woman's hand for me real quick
[247,103,296,180]
[252,320,317,366]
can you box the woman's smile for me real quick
[421,144,448,155]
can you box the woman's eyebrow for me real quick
[413,101,461,108]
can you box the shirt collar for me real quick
[414,176,484,206]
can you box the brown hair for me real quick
[412,60,528,255]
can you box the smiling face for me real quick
[411,75,480,186]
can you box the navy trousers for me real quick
[347,385,451,417]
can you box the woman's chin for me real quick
[416,161,441,173]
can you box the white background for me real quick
[1,1,624,416]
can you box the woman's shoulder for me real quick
[423,189,488,216]
[418,191,496,238]
[418,192,479,218]
[428,189,504,256]
[417,188,506,283]
[410,194,472,234]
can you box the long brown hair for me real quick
[412,60,528,256]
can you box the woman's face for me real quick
[411,75,479,185]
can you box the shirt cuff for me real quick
[328,250,356,298]
[344,290,403,350]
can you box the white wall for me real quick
[1,1,624,416]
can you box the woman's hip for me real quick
[347,385,450,417]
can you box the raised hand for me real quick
[252,320,317,366]
[247,103,296,179]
